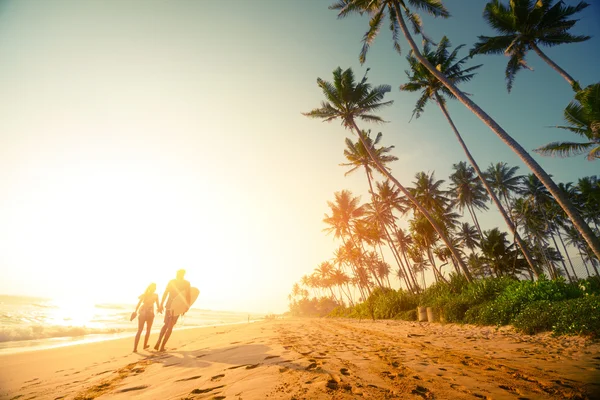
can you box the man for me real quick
[154,269,191,351]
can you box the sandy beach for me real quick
[1,318,599,400]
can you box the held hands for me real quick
[158,305,164,314]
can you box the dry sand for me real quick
[1,318,599,399]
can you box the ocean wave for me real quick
[31,302,58,309]
[0,325,125,343]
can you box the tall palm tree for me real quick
[303,66,472,281]
[323,190,366,244]
[534,83,600,161]
[401,36,539,273]
[331,0,600,261]
[485,162,523,212]
[455,222,481,254]
[449,163,489,238]
[480,228,523,277]
[470,0,590,92]
[340,131,413,289]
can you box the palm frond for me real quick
[359,6,386,64]
[470,35,517,56]
[483,0,516,35]
[533,141,595,158]
[537,32,591,46]
[406,0,450,18]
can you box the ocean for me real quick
[0,295,261,355]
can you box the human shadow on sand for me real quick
[142,343,309,373]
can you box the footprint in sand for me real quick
[191,385,225,394]
[305,362,318,371]
[118,385,149,393]
[227,364,249,370]
[211,374,225,381]
[340,368,350,376]
[175,375,202,382]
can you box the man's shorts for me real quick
[164,309,180,325]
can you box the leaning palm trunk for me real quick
[350,119,472,282]
[393,4,600,262]
[557,228,578,280]
[530,43,580,91]
[435,93,539,275]
[365,173,415,291]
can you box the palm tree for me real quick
[470,0,590,92]
[449,162,489,238]
[455,222,481,254]
[323,190,367,244]
[332,0,600,261]
[401,36,539,273]
[534,83,600,161]
[303,66,472,281]
[340,132,413,289]
[485,162,523,212]
[480,228,524,277]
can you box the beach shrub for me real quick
[472,277,583,326]
[512,300,559,334]
[368,288,419,319]
[463,302,491,325]
[440,297,471,323]
[419,281,453,307]
[461,276,517,305]
[552,295,600,337]
[394,309,417,321]
[578,276,600,296]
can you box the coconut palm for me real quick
[471,0,590,92]
[340,132,413,289]
[534,83,600,161]
[401,36,538,273]
[303,67,472,281]
[331,0,600,261]
[449,162,489,238]
[455,222,481,254]
[480,228,523,277]
[323,190,366,244]
[485,162,523,212]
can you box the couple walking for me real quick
[132,269,192,352]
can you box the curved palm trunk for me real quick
[390,221,421,290]
[530,43,579,91]
[549,230,571,282]
[557,228,578,280]
[350,120,473,282]
[340,236,368,300]
[577,246,591,277]
[435,95,539,274]
[466,203,484,239]
[365,171,415,291]
[393,5,600,263]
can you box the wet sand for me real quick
[1,318,599,399]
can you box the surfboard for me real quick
[171,287,200,316]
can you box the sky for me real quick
[0,0,598,314]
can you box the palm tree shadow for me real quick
[144,343,307,373]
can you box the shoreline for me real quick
[2,317,599,399]
[0,318,263,356]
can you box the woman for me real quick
[132,283,159,352]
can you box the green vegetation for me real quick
[319,276,600,337]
